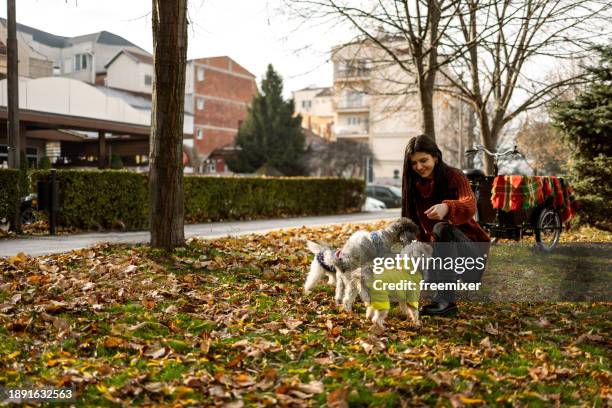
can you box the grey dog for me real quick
[305,218,419,311]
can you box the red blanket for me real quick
[491,175,578,223]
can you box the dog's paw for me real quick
[342,301,353,313]
[365,306,374,320]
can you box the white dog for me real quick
[304,218,419,312]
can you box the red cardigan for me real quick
[413,167,490,243]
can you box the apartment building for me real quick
[0,20,258,172]
[326,37,467,182]
[0,19,53,78]
[103,49,154,95]
[185,57,257,173]
[292,86,334,140]
[0,18,146,84]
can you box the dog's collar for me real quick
[316,252,336,273]
[370,231,384,252]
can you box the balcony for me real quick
[335,96,369,112]
[334,71,370,83]
[334,125,369,139]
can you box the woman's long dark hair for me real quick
[401,134,451,221]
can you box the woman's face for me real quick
[410,151,437,179]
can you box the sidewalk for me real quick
[0,209,401,258]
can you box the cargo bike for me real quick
[462,145,578,252]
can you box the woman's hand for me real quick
[425,203,449,220]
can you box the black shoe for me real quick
[419,302,458,317]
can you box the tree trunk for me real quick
[419,84,436,140]
[149,0,187,250]
[478,113,496,176]
[465,107,476,168]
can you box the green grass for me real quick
[0,225,609,407]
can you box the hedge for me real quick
[30,170,365,230]
[31,170,148,230]
[0,169,20,223]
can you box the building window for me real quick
[208,160,216,173]
[301,100,312,109]
[196,97,205,110]
[197,67,205,81]
[74,54,87,71]
[196,128,203,140]
[144,74,152,86]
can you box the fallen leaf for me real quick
[485,322,499,335]
[284,317,303,330]
[142,299,155,309]
[327,388,349,408]
[144,346,167,359]
[480,336,492,349]
[104,337,126,348]
[296,380,324,394]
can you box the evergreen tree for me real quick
[229,64,305,175]
[551,45,612,230]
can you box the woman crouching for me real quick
[402,134,491,317]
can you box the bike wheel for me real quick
[535,207,561,252]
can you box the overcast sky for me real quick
[0,0,351,97]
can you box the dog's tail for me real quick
[304,257,327,293]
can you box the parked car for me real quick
[362,196,387,212]
[364,184,402,208]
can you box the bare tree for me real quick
[284,0,465,141]
[305,139,376,178]
[149,0,188,250]
[441,0,611,174]
[516,116,570,176]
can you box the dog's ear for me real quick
[306,241,324,254]
[314,239,332,248]
[399,217,418,234]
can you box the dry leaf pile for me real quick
[0,221,610,407]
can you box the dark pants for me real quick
[426,222,490,304]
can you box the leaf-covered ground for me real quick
[0,221,610,407]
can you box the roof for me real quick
[315,87,333,97]
[294,85,331,93]
[71,31,142,49]
[0,17,69,48]
[0,19,146,51]
[95,86,152,110]
[105,49,154,68]
[188,56,256,78]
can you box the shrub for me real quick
[38,156,52,170]
[31,170,148,230]
[551,45,612,230]
[0,169,20,223]
[30,171,365,231]
[184,176,364,222]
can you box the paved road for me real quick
[0,209,401,258]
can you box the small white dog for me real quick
[304,240,341,301]
[304,218,419,312]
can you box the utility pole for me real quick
[7,0,21,233]
[7,0,20,169]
